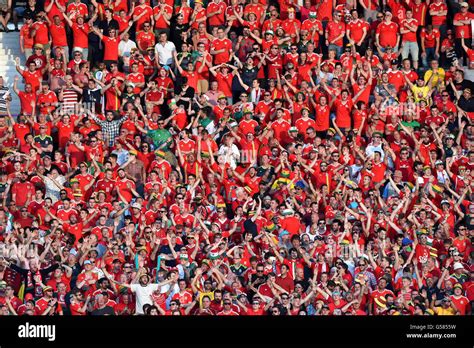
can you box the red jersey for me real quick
[376,21,399,47]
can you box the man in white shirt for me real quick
[118,32,137,72]
[106,269,176,315]
[154,32,176,67]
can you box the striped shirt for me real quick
[62,88,79,114]
[0,85,11,112]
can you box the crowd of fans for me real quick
[0,0,472,316]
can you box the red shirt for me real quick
[243,3,265,23]
[67,2,88,20]
[326,21,346,46]
[314,103,330,131]
[21,69,42,92]
[102,36,119,61]
[211,38,232,65]
[411,2,428,26]
[37,91,58,114]
[347,19,368,43]
[32,21,49,45]
[18,91,36,115]
[400,18,418,42]
[295,117,316,135]
[333,98,353,129]
[127,72,145,94]
[136,31,155,51]
[12,181,35,206]
[71,23,90,48]
[454,12,474,39]
[270,119,291,141]
[215,72,233,97]
[153,4,173,29]
[430,1,447,26]
[316,0,333,21]
[133,5,153,30]
[20,25,34,49]
[421,28,440,49]
[376,21,399,47]
[302,19,323,43]
[207,1,226,27]
[49,22,68,47]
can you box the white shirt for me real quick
[130,283,160,314]
[119,39,137,57]
[155,41,176,65]
[365,143,385,160]
[218,144,240,169]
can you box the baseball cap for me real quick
[461,2,469,7]
[453,262,464,271]
[131,202,142,209]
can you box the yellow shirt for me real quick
[424,68,446,89]
[198,291,215,308]
[411,85,430,103]
[433,306,456,315]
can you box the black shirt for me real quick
[82,87,102,105]
[157,244,183,267]
[91,306,115,315]
[458,95,474,113]
[23,4,41,19]
[99,18,119,33]
[447,78,474,97]
[171,23,190,49]
[174,85,195,110]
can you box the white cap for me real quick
[453,262,464,271]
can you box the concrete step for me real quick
[0,49,22,56]
[0,24,25,115]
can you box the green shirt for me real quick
[400,120,420,130]
[147,129,172,150]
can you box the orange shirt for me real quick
[20,25,34,49]
[32,21,49,45]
